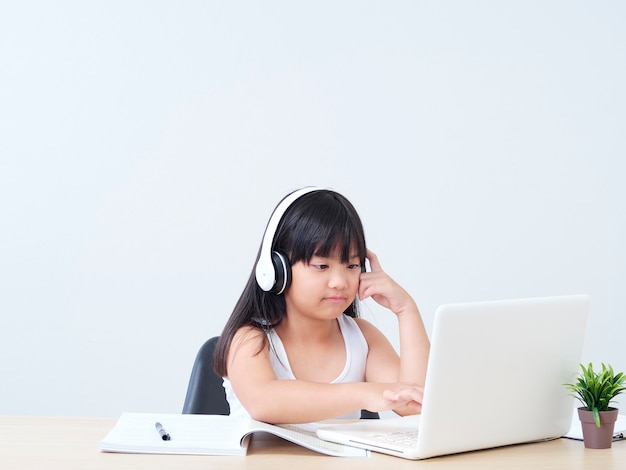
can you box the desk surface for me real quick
[1,415,625,469]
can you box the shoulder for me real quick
[353,317,382,337]
[228,326,270,364]
[232,324,266,343]
[353,317,395,349]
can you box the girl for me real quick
[214,187,429,424]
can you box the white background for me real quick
[1,1,624,417]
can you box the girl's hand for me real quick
[363,383,424,414]
[359,250,418,317]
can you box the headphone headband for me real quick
[255,187,324,293]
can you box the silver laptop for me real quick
[317,295,590,459]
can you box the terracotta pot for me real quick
[577,407,619,449]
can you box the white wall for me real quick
[1,1,624,417]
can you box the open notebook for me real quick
[317,295,590,459]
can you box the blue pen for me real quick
[155,422,171,441]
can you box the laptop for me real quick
[317,295,590,459]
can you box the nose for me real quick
[328,268,349,289]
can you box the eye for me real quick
[311,263,329,270]
[348,263,361,270]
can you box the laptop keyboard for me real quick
[371,430,419,447]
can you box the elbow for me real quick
[240,399,283,424]
[247,407,275,423]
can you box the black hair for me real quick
[213,189,367,377]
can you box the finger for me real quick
[382,389,401,402]
[383,388,423,406]
[366,249,382,272]
[358,276,380,301]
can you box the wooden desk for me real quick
[1,415,624,469]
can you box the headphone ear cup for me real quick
[271,251,291,295]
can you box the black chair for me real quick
[182,336,378,419]
[182,336,230,415]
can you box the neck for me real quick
[276,315,341,343]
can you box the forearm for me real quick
[242,380,423,424]
[358,251,430,387]
[397,302,430,386]
[242,381,369,424]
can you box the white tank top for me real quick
[223,314,368,420]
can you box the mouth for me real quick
[324,296,347,303]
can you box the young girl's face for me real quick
[284,249,362,321]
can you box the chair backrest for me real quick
[182,335,378,419]
[182,336,230,415]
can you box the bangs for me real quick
[273,190,366,265]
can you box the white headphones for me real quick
[255,187,324,294]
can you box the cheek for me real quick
[349,273,361,293]
[287,267,318,296]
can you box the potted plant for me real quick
[565,362,626,449]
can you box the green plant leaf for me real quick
[564,362,626,417]
[592,406,601,428]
